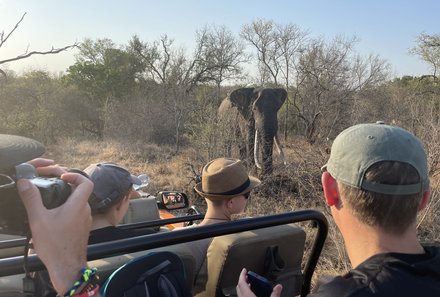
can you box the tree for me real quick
[293,36,389,143]
[195,25,247,100]
[66,38,143,102]
[273,23,309,139]
[0,12,76,77]
[241,19,281,85]
[409,32,440,79]
[129,30,246,151]
[64,38,144,138]
[0,70,88,142]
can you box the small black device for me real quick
[0,163,71,235]
[247,271,273,297]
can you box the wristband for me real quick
[60,267,99,297]
[75,284,100,297]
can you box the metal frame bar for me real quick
[0,214,206,249]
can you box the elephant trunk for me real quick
[254,130,262,169]
[254,130,287,174]
[274,133,287,165]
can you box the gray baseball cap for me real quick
[322,122,428,195]
[84,163,141,210]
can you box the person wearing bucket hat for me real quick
[238,122,440,297]
[84,162,156,244]
[177,157,261,280]
[194,157,261,225]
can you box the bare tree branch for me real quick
[0,12,78,73]
[0,44,78,66]
[0,12,26,48]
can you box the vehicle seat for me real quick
[88,242,197,291]
[121,196,160,225]
[101,251,192,297]
[193,223,306,297]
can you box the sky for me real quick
[0,0,439,78]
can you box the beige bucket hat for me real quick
[194,158,261,199]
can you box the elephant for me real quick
[218,87,287,175]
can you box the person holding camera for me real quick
[0,134,97,297]
[34,162,159,296]
[237,123,440,297]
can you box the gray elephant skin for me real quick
[219,87,287,175]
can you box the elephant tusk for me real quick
[274,134,287,165]
[254,130,262,169]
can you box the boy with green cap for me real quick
[238,122,440,297]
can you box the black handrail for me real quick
[0,214,206,249]
[118,214,205,229]
[0,210,328,297]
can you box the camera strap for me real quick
[23,232,37,296]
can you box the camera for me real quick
[0,163,71,235]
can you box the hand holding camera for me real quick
[17,169,94,295]
[0,135,95,296]
[0,161,73,235]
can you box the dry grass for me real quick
[44,136,439,286]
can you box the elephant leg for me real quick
[235,128,247,162]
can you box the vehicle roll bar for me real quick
[0,210,328,297]
[0,214,206,249]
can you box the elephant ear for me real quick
[228,88,256,118]
[253,88,287,112]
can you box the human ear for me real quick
[321,171,340,207]
[116,195,129,210]
[225,197,235,209]
[418,187,430,211]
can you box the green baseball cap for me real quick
[322,122,428,195]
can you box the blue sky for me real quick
[1,0,439,77]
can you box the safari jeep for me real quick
[0,195,328,297]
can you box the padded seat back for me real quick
[194,223,306,297]
[121,197,160,225]
[88,242,197,291]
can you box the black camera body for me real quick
[0,163,71,235]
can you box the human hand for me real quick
[27,158,68,176]
[17,172,93,296]
[236,268,282,297]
